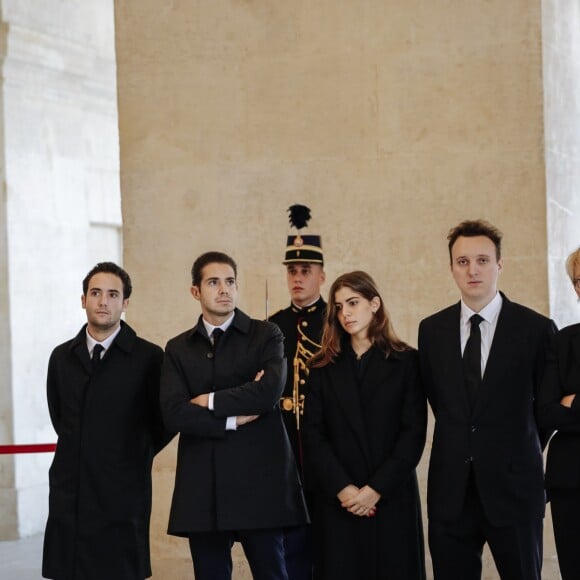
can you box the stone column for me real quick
[0,0,120,539]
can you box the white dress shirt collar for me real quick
[202,312,235,339]
[85,324,122,357]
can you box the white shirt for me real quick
[203,314,237,430]
[85,325,121,359]
[460,292,503,377]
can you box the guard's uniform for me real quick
[271,204,325,580]
[270,297,326,478]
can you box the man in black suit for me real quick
[161,251,309,580]
[269,213,326,580]
[43,262,171,580]
[418,220,556,580]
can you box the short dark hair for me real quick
[82,262,132,299]
[447,219,503,262]
[191,252,237,286]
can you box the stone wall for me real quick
[115,1,563,577]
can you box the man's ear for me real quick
[191,286,201,301]
[81,294,86,309]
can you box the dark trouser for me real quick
[283,525,312,580]
[429,476,542,580]
[188,528,288,580]
[549,489,580,580]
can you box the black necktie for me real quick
[463,314,483,404]
[211,328,224,348]
[92,344,104,372]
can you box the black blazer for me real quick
[418,294,556,527]
[538,323,580,490]
[161,309,309,535]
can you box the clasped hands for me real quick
[337,484,380,518]
[560,394,576,408]
[190,370,265,427]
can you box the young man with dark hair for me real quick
[43,262,172,580]
[161,251,308,580]
[418,220,556,580]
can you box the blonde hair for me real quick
[565,248,580,281]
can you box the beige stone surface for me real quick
[115,1,563,577]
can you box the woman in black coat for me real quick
[302,271,427,580]
[539,247,580,580]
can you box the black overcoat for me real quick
[160,309,309,535]
[418,294,556,527]
[42,321,171,580]
[538,323,580,490]
[302,346,427,580]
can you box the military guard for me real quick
[269,204,326,580]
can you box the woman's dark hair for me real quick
[310,270,410,368]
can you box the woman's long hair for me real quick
[310,271,410,368]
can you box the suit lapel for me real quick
[473,296,515,417]
[328,354,372,465]
[441,304,471,415]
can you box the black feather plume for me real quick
[287,204,311,230]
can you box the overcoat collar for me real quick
[68,320,136,372]
[188,308,251,341]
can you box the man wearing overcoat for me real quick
[43,262,171,580]
[160,251,308,580]
[418,220,556,580]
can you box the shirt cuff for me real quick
[226,416,237,431]
[208,392,214,411]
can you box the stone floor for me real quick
[0,533,563,579]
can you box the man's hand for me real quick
[190,393,209,407]
[236,415,259,426]
[560,394,576,408]
[254,370,264,381]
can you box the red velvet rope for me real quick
[0,443,56,454]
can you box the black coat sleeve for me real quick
[213,323,287,417]
[538,326,580,434]
[160,346,228,439]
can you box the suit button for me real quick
[302,321,308,327]
[465,457,473,463]
[471,426,476,433]
[207,352,214,359]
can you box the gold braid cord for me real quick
[281,325,321,431]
